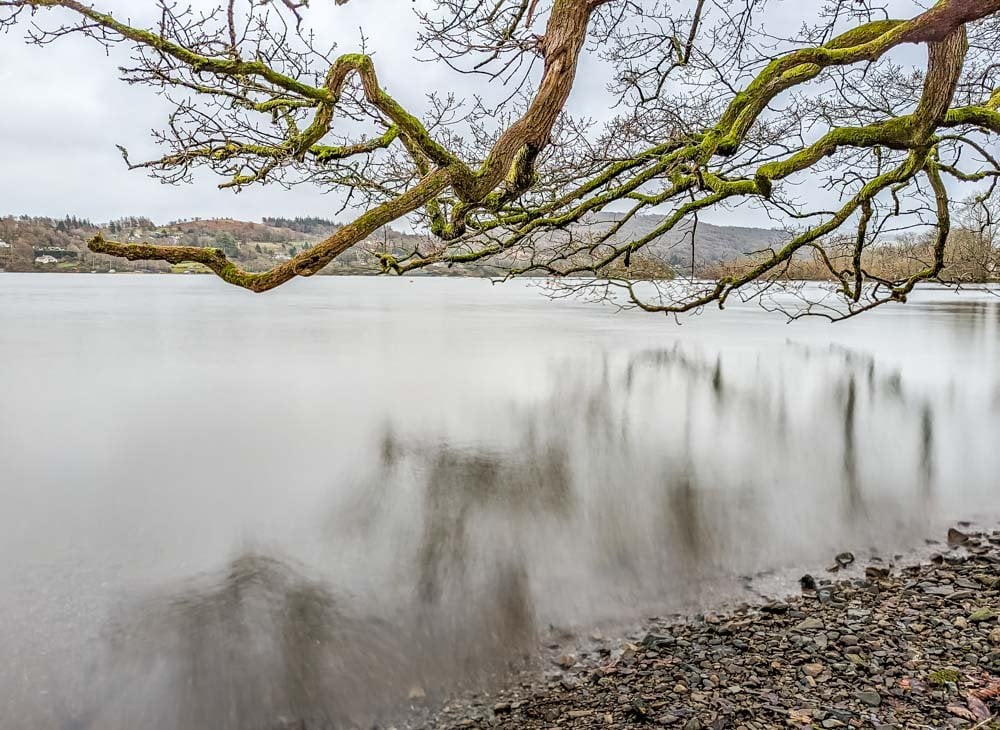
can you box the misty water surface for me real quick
[1,275,998,729]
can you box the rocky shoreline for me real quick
[403,526,1000,729]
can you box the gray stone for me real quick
[802,663,824,677]
[857,690,882,707]
[795,617,825,631]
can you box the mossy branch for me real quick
[89,169,451,292]
[9,0,1000,306]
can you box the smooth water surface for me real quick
[1,274,998,729]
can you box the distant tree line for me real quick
[261,217,339,236]
[706,198,1000,285]
[107,217,155,234]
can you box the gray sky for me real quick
[0,0,625,226]
[0,0,445,224]
[0,0,944,229]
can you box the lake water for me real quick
[1,274,998,729]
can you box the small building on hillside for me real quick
[34,254,59,265]
[34,247,77,260]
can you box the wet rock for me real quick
[817,586,836,604]
[761,602,790,614]
[800,574,817,591]
[641,632,673,649]
[835,552,856,568]
[948,528,970,547]
[865,566,889,580]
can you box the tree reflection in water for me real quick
[80,554,410,729]
[76,334,999,730]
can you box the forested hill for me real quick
[582,213,787,271]
[0,215,415,274]
[0,214,785,276]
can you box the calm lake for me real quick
[1,274,998,729]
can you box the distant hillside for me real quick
[261,217,341,236]
[579,213,788,271]
[169,218,304,243]
[0,212,785,276]
[0,215,404,275]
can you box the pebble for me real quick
[802,663,824,677]
[795,617,824,631]
[554,654,576,668]
[971,607,997,623]
[857,690,882,707]
[835,552,856,567]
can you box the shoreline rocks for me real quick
[402,527,1000,729]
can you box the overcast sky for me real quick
[0,1,453,224]
[0,0,942,229]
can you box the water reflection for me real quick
[69,340,1000,728]
[920,403,935,498]
[1,280,998,729]
[83,554,387,729]
[842,373,862,514]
